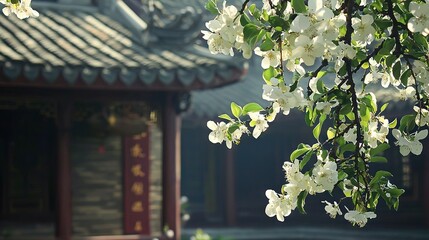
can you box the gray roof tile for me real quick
[0,3,244,91]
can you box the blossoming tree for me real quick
[203,0,429,227]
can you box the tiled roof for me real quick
[0,2,245,91]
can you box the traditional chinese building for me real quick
[0,0,244,239]
[182,57,429,229]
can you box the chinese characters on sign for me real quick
[123,131,150,234]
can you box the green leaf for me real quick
[269,15,288,30]
[340,143,356,154]
[263,67,277,83]
[385,55,397,68]
[299,150,313,170]
[260,38,275,51]
[379,39,395,55]
[392,61,402,80]
[380,103,389,113]
[242,103,264,114]
[243,24,265,47]
[387,188,405,198]
[400,69,412,85]
[338,171,348,181]
[313,114,326,141]
[205,0,219,15]
[230,102,242,118]
[370,143,390,156]
[290,146,310,161]
[370,156,388,163]
[240,14,251,26]
[389,118,397,128]
[414,33,428,50]
[316,70,327,79]
[370,170,393,187]
[218,114,233,121]
[399,114,416,132]
[228,124,239,134]
[297,191,308,214]
[327,127,335,140]
[291,0,307,13]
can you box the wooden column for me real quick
[163,94,181,240]
[56,101,73,240]
[225,149,236,226]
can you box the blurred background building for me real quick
[0,0,244,239]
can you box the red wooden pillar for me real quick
[56,101,73,240]
[225,149,236,226]
[163,94,181,240]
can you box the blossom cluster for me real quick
[1,0,38,19]
[203,0,428,227]
[202,2,252,58]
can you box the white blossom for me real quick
[292,35,324,66]
[265,190,293,222]
[344,209,377,227]
[207,121,227,144]
[408,2,429,36]
[312,160,338,192]
[249,112,269,139]
[322,201,342,218]
[414,106,429,126]
[352,15,375,46]
[255,47,281,69]
[392,129,428,156]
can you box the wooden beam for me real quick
[162,94,181,240]
[56,101,73,240]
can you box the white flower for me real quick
[1,0,14,17]
[202,2,243,57]
[265,190,293,222]
[414,106,429,126]
[344,209,377,227]
[255,47,281,69]
[312,160,338,192]
[364,117,389,149]
[290,14,311,33]
[207,121,227,144]
[344,126,357,144]
[392,129,428,156]
[308,0,334,21]
[413,60,429,84]
[315,100,339,114]
[352,15,375,45]
[322,201,342,219]
[249,112,269,139]
[292,35,324,66]
[283,160,305,184]
[181,196,189,204]
[16,0,38,19]
[398,86,416,100]
[408,2,429,36]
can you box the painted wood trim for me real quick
[56,101,73,240]
[162,94,181,240]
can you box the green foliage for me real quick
[205,0,219,15]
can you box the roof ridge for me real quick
[32,2,98,12]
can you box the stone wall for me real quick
[71,135,123,236]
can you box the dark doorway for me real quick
[0,106,57,224]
